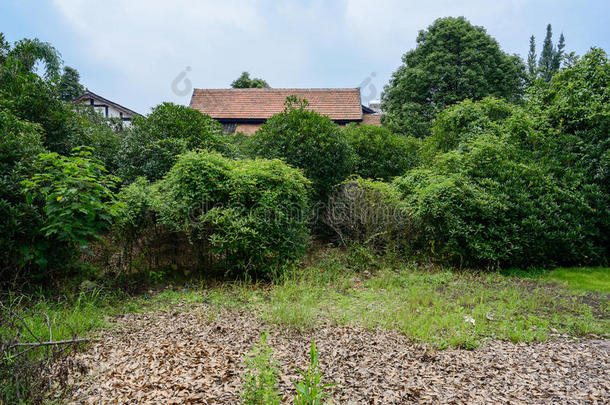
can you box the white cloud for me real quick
[52,0,314,111]
[53,1,264,81]
[343,0,530,54]
[50,0,535,112]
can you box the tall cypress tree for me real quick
[527,35,537,80]
[0,33,9,65]
[552,33,565,72]
[538,24,555,82]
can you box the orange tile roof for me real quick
[189,88,363,121]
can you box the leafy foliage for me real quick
[114,177,157,240]
[117,102,232,183]
[529,48,610,256]
[420,97,538,163]
[22,147,121,260]
[249,97,354,201]
[530,48,610,189]
[394,97,605,268]
[0,61,72,153]
[343,124,420,181]
[381,17,526,137]
[4,38,62,80]
[231,71,270,88]
[66,104,124,174]
[392,48,610,268]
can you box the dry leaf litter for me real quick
[56,305,609,404]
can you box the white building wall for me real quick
[77,97,135,120]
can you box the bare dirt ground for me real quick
[58,305,609,404]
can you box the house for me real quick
[73,90,141,124]
[189,88,382,134]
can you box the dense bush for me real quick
[117,102,233,183]
[421,97,540,162]
[2,32,608,286]
[1,47,123,172]
[343,124,420,181]
[326,177,410,250]
[0,109,45,281]
[248,97,354,201]
[394,136,603,268]
[529,48,609,192]
[115,177,157,241]
[529,48,610,259]
[66,105,124,174]
[117,151,311,277]
[0,35,127,285]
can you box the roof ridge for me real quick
[192,88,360,91]
[74,90,142,116]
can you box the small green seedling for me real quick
[293,339,335,405]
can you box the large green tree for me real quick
[381,17,526,137]
[117,102,232,183]
[4,37,61,80]
[231,71,269,88]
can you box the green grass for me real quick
[503,266,610,293]
[3,253,608,351]
[2,290,124,345]
[231,250,609,349]
[331,269,605,348]
[542,267,609,293]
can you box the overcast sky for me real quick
[1,0,608,114]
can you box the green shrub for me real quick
[422,97,540,163]
[343,124,420,181]
[326,177,410,250]
[395,136,603,268]
[110,178,201,277]
[117,103,233,183]
[114,177,157,240]
[0,57,73,154]
[0,40,125,284]
[155,151,311,277]
[65,104,124,174]
[248,96,354,201]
